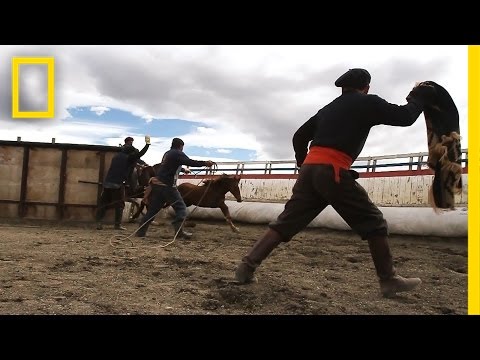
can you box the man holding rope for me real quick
[96,135,151,230]
[135,137,214,239]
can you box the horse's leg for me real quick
[124,198,138,223]
[134,202,160,225]
[219,202,240,233]
[130,200,145,222]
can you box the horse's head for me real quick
[221,174,242,202]
[137,166,156,187]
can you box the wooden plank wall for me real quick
[0,143,120,221]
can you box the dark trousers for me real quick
[137,185,187,236]
[95,187,125,222]
[269,164,388,241]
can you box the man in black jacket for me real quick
[123,136,149,195]
[135,137,214,239]
[234,68,436,298]
[124,136,148,166]
[96,136,150,230]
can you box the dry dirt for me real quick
[0,216,467,315]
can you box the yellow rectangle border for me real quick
[468,45,480,315]
[11,57,55,118]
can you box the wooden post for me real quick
[57,149,68,220]
[18,146,30,218]
[97,152,106,206]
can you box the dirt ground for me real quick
[0,216,467,315]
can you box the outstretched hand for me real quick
[406,82,436,107]
[145,135,151,145]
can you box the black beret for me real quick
[172,137,185,148]
[335,68,371,89]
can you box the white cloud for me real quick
[180,125,261,153]
[138,145,248,166]
[0,45,469,162]
[90,106,110,116]
[142,114,154,123]
[217,149,231,154]
[0,119,132,147]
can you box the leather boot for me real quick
[235,228,284,284]
[367,236,422,298]
[114,208,127,230]
[135,219,151,237]
[173,222,192,239]
[95,206,106,230]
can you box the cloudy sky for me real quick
[0,45,468,165]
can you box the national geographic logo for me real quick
[11,57,55,118]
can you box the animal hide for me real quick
[416,81,463,210]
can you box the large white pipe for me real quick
[177,201,467,237]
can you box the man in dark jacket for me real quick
[135,137,214,239]
[96,136,150,230]
[234,68,436,298]
[123,136,149,194]
[124,136,148,166]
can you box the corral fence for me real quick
[188,149,469,178]
[0,139,469,221]
[179,149,469,206]
[0,139,121,221]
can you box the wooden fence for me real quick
[0,140,469,221]
[0,140,121,221]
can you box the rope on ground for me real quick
[108,163,218,250]
[156,163,218,249]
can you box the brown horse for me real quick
[177,174,243,233]
[128,166,243,233]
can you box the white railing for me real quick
[187,149,468,176]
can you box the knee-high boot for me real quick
[367,235,422,297]
[235,228,284,284]
[114,207,127,230]
[173,222,192,239]
[135,216,152,237]
[95,206,106,230]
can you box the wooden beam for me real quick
[97,152,106,206]
[18,146,30,218]
[57,149,68,220]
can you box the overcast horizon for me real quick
[0,45,468,165]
